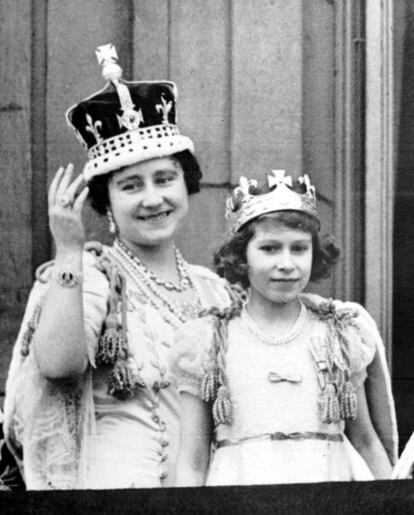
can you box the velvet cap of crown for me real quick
[225,170,320,233]
[65,44,194,181]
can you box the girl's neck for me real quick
[245,295,302,336]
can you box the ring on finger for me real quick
[59,195,72,208]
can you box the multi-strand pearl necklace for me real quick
[241,302,307,345]
[111,240,205,328]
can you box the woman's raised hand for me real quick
[48,164,89,253]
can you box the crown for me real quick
[65,44,194,181]
[225,170,319,233]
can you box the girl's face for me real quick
[246,221,313,307]
[108,157,189,248]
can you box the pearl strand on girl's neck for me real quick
[241,302,307,345]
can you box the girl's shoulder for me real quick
[301,293,380,369]
[301,293,378,331]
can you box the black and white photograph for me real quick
[0,0,413,512]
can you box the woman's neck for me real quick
[118,237,179,282]
[245,295,302,336]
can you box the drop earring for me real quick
[107,209,116,234]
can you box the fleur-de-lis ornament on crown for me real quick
[85,113,103,144]
[156,94,173,124]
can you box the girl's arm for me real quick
[33,165,90,379]
[345,383,392,479]
[175,392,212,487]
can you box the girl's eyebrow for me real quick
[256,237,312,244]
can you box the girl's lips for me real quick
[270,278,300,282]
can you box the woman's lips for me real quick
[137,211,172,222]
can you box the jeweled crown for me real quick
[66,44,194,181]
[225,170,319,233]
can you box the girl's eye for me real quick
[260,245,280,253]
[291,244,310,253]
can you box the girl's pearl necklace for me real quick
[241,302,307,345]
[111,240,206,329]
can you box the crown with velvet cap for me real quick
[225,170,319,233]
[65,44,194,181]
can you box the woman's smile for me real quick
[108,157,189,248]
[136,210,173,222]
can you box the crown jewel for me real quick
[225,170,319,233]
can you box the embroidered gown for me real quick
[3,243,229,489]
[170,297,398,485]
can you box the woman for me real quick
[3,44,229,489]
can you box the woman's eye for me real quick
[121,181,142,191]
[156,174,175,185]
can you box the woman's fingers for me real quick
[55,163,75,201]
[65,173,86,202]
[48,166,65,206]
[73,185,89,212]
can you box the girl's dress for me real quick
[3,241,229,489]
[170,295,398,485]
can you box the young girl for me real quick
[170,170,398,486]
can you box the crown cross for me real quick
[95,44,118,67]
[156,94,173,124]
[268,170,292,189]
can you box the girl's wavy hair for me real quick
[213,211,340,289]
[88,149,202,215]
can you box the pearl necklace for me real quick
[117,240,191,292]
[111,241,206,329]
[241,302,307,345]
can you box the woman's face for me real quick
[246,220,313,307]
[108,157,189,248]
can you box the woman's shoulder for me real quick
[170,315,217,397]
[189,264,224,283]
[188,264,231,307]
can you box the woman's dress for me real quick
[171,297,398,485]
[3,241,229,489]
[0,410,24,491]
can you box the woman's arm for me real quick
[33,164,90,379]
[175,392,212,487]
[345,383,392,479]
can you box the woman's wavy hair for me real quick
[213,211,340,289]
[88,150,202,215]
